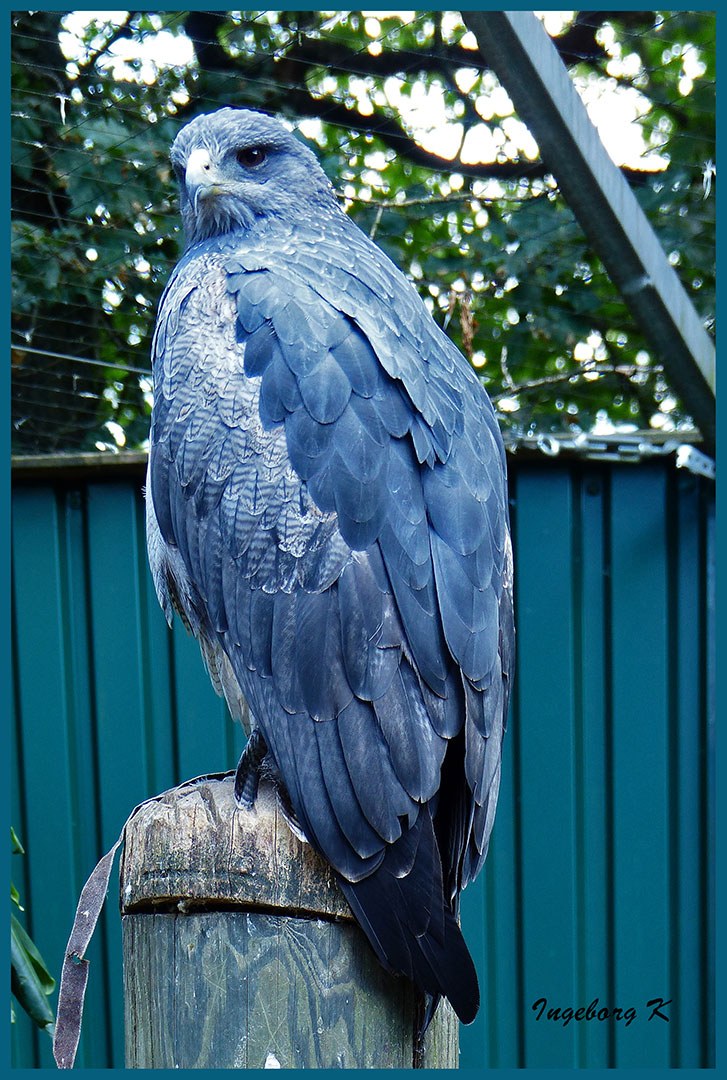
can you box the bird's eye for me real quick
[237,147,267,168]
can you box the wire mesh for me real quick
[11,10,715,457]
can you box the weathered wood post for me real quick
[120,776,458,1068]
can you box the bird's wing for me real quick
[148,226,512,1016]
[223,219,514,880]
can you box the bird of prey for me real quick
[146,107,514,1032]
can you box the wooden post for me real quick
[120,776,458,1068]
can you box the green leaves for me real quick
[11,914,56,1036]
[10,10,714,452]
[11,829,56,1036]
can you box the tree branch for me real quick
[180,11,660,188]
[79,12,136,70]
[492,362,663,401]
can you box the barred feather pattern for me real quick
[147,108,514,1029]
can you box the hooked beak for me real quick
[185,147,226,212]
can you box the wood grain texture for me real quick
[120,776,458,1068]
[120,777,351,919]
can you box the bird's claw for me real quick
[234,728,268,808]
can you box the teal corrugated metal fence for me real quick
[11,458,714,1068]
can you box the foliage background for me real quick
[10,12,716,1069]
[11,9,715,458]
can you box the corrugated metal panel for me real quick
[10,460,714,1068]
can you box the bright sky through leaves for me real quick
[60,10,673,171]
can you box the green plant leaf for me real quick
[10,912,56,1036]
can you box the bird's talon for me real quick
[234,727,268,807]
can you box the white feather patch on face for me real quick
[185,147,213,189]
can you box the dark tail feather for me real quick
[416,992,441,1050]
[337,809,479,1027]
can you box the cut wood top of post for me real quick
[119,776,352,922]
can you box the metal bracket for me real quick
[675,445,716,480]
[511,431,715,479]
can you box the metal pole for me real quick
[462,11,715,448]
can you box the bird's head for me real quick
[170,108,339,246]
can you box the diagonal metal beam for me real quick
[462,10,715,447]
